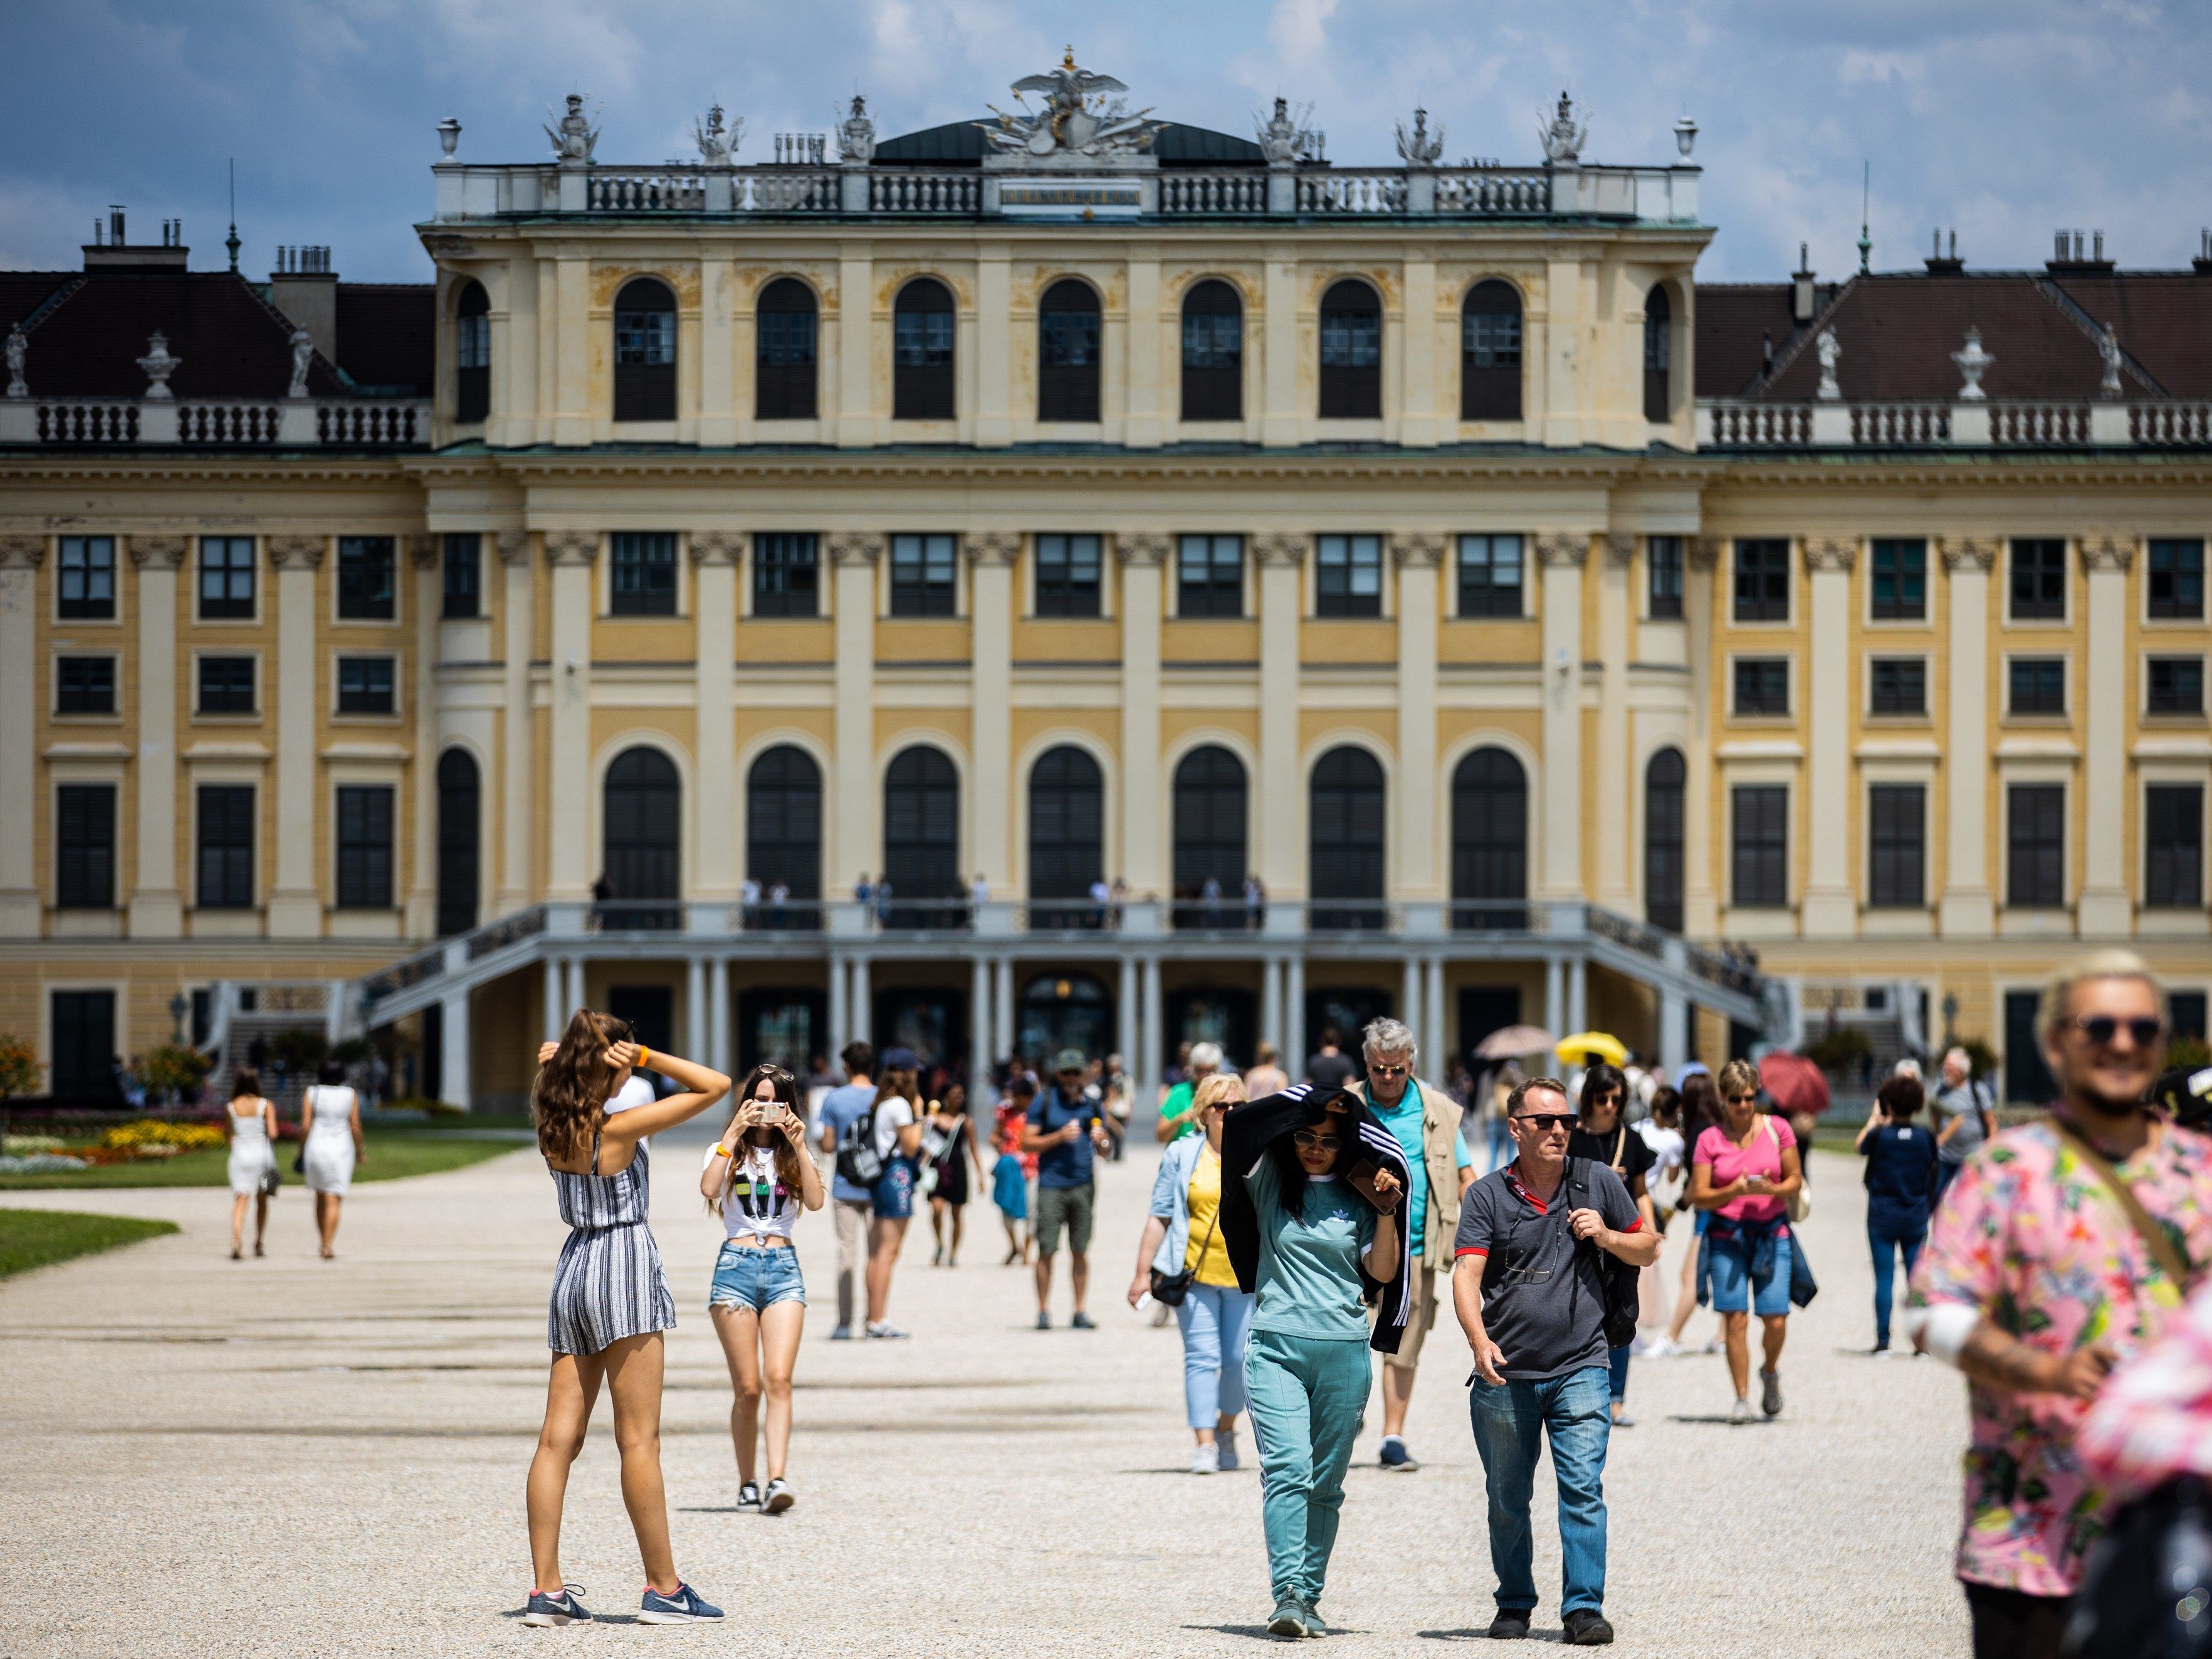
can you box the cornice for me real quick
[827,531,883,567]
[1803,535,1857,573]
[2080,533,2136,573]
[1392,531,1446,569]
[689,531,744,566]
[496,530,533,566]
[0,533,45,568]
[1252,531,1307,566]
[965,531,1020,567]
[1939,536,1998,573]
[1535,531,1589,568]
[1116,531,1170,567]
[406,532,439,568]
[543,530,599,567]
[126,533,188,567]
[266,534,325,568]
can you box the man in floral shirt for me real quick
[1906,950,2212,1659]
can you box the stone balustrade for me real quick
[0,397,431,447]
[1702,397,2209,451]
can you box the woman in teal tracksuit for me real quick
[1225,1086,1404,1639]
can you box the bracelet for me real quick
[636,1044,651,1070]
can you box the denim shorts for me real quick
[708,1242,807,1312]
[1707,1228,1792,1317]
[871,1159,916,1221]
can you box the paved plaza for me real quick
[1,1133,1968,1655]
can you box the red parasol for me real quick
[1759,1050,1831,1119]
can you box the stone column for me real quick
[127,535,187,936]
[1261,958,1283,1061]
[1282,956,1305,1082]
[1659,986,1688,1076]
[709,955,731,1078]
[1801,537,1858,937]
[0,537,43,934]
[544,957,565,1040]
[1593,534,1635,911]
[1546,956,1565,1032]
[267,535,325,937]
[406,534,440,938]
[1141,954,1165,1098]
[565,955,585,1018]
[975,243,1012,446]
[1262,251,1299,447]
[1395,534,1444,898]
[496,532,536,913]
[829,535,881,888]
[1684,539,1721,936]
[1424,956,1446,1073]
[1537,533,1589,899]
[1939,538,1997,937]
[968,532,1019,891]
[1119,955,1139,1078]
[972,956,994,1097]
[2078,535,2135,936]
[827,955,848,1057]
[545,531,598,900]
[1402,958,1423,1058]
[850,955,873,1050]
[440,985,473,1110]
[692,533,742,902]
[993,957,1015,1064]
[686,956,706,1058]
[1568,956,1588,1036]
[1118,535,1168,894]
[837,243,875,447]
[1256,533,1306,894]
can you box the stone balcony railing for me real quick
[1701,397,2212,451]
[0,397,431,449]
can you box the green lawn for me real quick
[0,1128,530,1191]
[0,1209,181,1277]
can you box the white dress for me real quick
[301,1086,358,1196]
[226,1101,275,1196]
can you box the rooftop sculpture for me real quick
[694,104,742,168]
[1539,91,1587,164]
[980,48,1162,159]
[545,93,600,165]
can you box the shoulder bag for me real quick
[1569,1158,1643,1349]
[1150,1149,1221,1309]
[1758,1114,1811,1224]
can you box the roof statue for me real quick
[1255,97,1319,165]
[137,331,181,400]
[287,325,315,399]
[837,94,876,165]
[1395,107,1444,168]
[1539,90,1587,164]
[1815,328,1842,401]
[4,326,25,400]
[980,48,1161,159]
[2098,323,2124,399]
[1951,327,1993,400]
[694,103,742,168]
[545,93,600,166]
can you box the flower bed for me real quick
[102,1120,226,1153]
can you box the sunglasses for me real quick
[1291,1129,1343,1151]
[2073,1015,2165,1049]
[1368,1062,1410,1079]
[1512,1113,1575,1133]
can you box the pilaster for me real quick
[553,256,592,446]
[1684,536,1721,936]
[1398,253,1439,446]
[266,535,326,936]
[1255,532,1306,892]
[0,536,41,933]
[1123,249,1163,448]
[1393,533,1445,895]
[697,258,737,446]
[967,531,1018,889]
[837,244,874,447]
[495,532,535,911]
[1939,536,1998,936]
[406,533,439,938]
[1536,533,1588,898]
[691,533,742,902]
[975,246,1012,446]
[1118,533,1168,893]
[1593,533,1634,910]
[829,533,883,884]
[1801,536,1858,937]
[1261,249,1299,447]
[126,535,187,936]
[2078,534,2136,935]
[544,530,597,899]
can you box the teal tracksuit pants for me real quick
[1244,1327,1373,1606]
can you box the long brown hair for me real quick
[706,1064,804,1213]
[533,1008,631,1161]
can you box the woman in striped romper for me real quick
[523,1010,730,1628]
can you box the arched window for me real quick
[1180,279,1242,422]
[1451,747,1527,928]
[1309,746,1385,929]
[613,277,676,422]
[602,747,681,927]
[454,281,490,425]
[747,745,822,929]
[1319,280,1381,419]
[882,745,960,928]
[1028,745,1104,929]
[436,748,480,936]
[1645,748,1686,933]
[1038,279,1101,423]
[755,277,817,421]
[893,278,955,421]
[1460,280,1522,421]
[1172,746,1250,929]
[1643,284,1673,424]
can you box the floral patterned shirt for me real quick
[1907,1115,2212,1596]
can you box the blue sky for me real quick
[5,0,2207,283]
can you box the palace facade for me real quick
[3,70,2206,1110]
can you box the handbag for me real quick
[1150,1151,1222,1309]
[259,1161,281,1196]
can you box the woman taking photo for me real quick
[924,1082,985,1267]
[1689,1057,1803,1423]
[1128,1072,1253,1474]
[1855,1072,1937,1356]
[523,1011,730,1627]
[300,1059,365,1260]
[701,1064,824,1515]
[1566,1064,1657,1427]
[223,1065,278,1259]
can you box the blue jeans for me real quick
[1244,1328,1371,1606]
[1175,1280,1256,1429]
[1867,1210,1927,1349]
[1607,1344,1630,1405]
[1469,1364,1613,1617]
[1486,1117,1514,1173]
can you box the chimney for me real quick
[1791,243,1816,323]
[2047,228,2115,275]
[1925,227,1964,275]
[80,202,190,272]
[269,245,338,363]
[2196,229,2212,275]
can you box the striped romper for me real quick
[547,1128,677,1356]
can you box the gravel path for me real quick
[0,1131,1971,1655]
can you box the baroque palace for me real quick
[2,61,2206,1112]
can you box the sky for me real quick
[4,0,2209,284]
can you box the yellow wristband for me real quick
[636,1044,651,1070]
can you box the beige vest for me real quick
[1355,1077,1466,1271]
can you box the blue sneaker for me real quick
[522,1585,592,1626]
[1378,1435,1418,1472]
[639,1583,723,1624]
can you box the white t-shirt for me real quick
[1636,1122,1687,1200]
[874,1096,915,1162]
[704,1143,799,1241]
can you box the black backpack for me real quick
[835,1103,884,1188]
[1568,1158,1642,1350]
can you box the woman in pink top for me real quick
[1689,1059,1803,1425]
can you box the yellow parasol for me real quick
[1553,1030,1629,1067]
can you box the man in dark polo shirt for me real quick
[1454,1076,1658,1646]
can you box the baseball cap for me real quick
[881,1046,921,1070]
[1052,1047,1088,1073]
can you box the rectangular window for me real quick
[1457,534,1524,619]
[1867,783,1926,908]
[1732,538,1790,622]
[335,785,394,909]
[48,989,115,1099]
[2007,783,2066,908]
[2146,783,2204,909]
[1731,785,1788,908]
[1732,657,1791,716]
[2010,538,2067,621]
[1314,534,1383,619]
[56,783,115,909]
[2148,657,2206,716]
[1870,538,1927,621]
[609,531,678,617]
[197,536,256,619]
[57,536,115,620]
[889,533,957,618]
[2149,539,2205,620]
[196,784,255,909]
[441,533,481,619]
[1177,535,1242,619]
[1034,534,1102,619]
[2009,657,2067,716]
[1647,535,1683,620]
[1869,656,1927,716]
[337,536,396,620]
[337,656,396,715]
[752,533,819,618]
[55,656,115,714]
[197,655,256,715]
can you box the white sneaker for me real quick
[762,1477,795,1515]
[1217,1428,1240,1470]
[1642,1336,1679,1359]
[1190,1441,1220,1475]
[864,1320,909,1339]
[1728,1396,1754,1426]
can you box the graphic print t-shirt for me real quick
[706,1143,798,1241]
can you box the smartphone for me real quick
[1347,1156,1400,1214]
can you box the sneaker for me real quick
[1378,1435,1418,1472]
[639,1583,723,1625]
[1563,1608,1615,1645]
[1729,1396,1753,1426]
[1487,1609,1531,1639]
[1640,1336,1678,1359]
[1610,1407,1635,1429]
[864,1320,909,1339]
[736,1480,762,1512]
[1071,1311,1096,1330]
[1267,1598,1310,1639]
[522,1585,592,1626]
[1036,1311,1052,1330]
[762,1477,795,1515]
[1300,1599,1328,1638]
[829,1324,854,1341]
[1701,1336,1724,1355]
[1190,1440,1220,1475]
[1761,1369,1783,1418]
[1217,1427,1240,1470]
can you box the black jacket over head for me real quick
[1220,1083,1415,1355]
